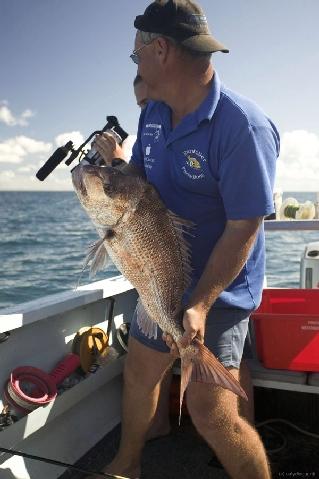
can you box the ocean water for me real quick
[0,191,318,311]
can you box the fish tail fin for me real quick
[179,356,193,425]
[192,340,247,399]
[179,339,247,423]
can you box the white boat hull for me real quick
[0,276,137,479]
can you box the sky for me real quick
[0,0,319,191]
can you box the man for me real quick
[96,75,255,436]
[93,2,279,477]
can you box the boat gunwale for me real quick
[0,275,134,333]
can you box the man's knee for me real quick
[189,402,234,435]
[189,403,244,447]
[186,382,239,434]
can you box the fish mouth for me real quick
[71,164,113,196]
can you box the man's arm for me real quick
[165,216,263,351]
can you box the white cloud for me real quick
[0,168,73,191]
[2,170,15,179]
[0,101,35,127]
[17,166,32,173]
[0,128,86,190]
[0,136,52,164]
[1,128,317,192]
[55,131,84,149]
[275,130,319,191]
[0,104,15,126]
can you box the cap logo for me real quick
[187,14,207,25]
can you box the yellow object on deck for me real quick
[72,327,109,373]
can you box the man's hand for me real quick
[162,306,207,354]
[93,132,125,166]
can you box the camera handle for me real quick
[65,116,128,166]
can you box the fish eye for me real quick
[103,183,112,195]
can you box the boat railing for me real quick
[264,219,319,231]
[0,275,133,333]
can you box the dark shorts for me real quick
[129,306,251,369]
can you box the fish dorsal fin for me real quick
[136,298,158,340]
[167,210,194,293]
[82,233,112,277]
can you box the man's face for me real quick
[134,81,148,110]
[133,32,161,100]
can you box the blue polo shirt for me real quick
[130,72,280,311]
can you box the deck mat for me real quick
[59,414,319,479]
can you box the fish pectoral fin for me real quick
[83,238,111,277]
[136,299,158,340]
[190,339,248,400]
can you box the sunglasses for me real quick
[130,41,154,64]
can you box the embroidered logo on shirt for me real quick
[144,144,156,170]
[182,149,206,180]
[154,128,161,142]
[187,156,201,170]
[144,123,162,142]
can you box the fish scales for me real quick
[108,192,187,341]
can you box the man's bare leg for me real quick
[187,368,271,479]
[146,367,173,440]
[103,337,174,478]
[239,359,255,424]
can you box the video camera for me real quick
[36,116,128,181]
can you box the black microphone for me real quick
[36,141,74,181]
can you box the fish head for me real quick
[72,164,145,227]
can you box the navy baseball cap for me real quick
[134,0,229,53]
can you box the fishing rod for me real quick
[0,445,129,479]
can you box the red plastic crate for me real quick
[251,288,319,371]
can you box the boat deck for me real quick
[59,407,319,479]
[59,416,229,479]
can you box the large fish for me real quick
[72,164,247,417]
